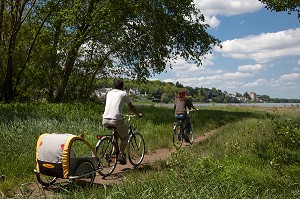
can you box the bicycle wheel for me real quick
[71,159,95,187]
[189,123,194,144]
[36,173,57,187]
[96,137,117,177]
[173,124,183,149]
[128,132,145,167]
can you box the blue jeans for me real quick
[175,113,191,134]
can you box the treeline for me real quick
[95,78,228,103]
[95,78,300,104]
[95,78,250,103]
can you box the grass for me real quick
[1,102,300,198]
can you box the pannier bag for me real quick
[35,133,97,179]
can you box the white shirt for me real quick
[102,89,131,120]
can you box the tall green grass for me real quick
[69,110,299,199]
[2,102,298,198]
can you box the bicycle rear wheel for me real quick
[96,137,117,177]
[128,132,145,167]
[173,124,183,149]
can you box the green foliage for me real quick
[160,93,171,103]
[263,117,300,169]
[259,0,300,19]
[1,0,220,103]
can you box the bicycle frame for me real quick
[173,110,195,149]
[96,114,145,176]
[96,127,121,157]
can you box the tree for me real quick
[47,0,221,102]
[0,0,60,102]
[259,0,300,20]
[1,0,221,103]
[176,81,184,88]
[197,87,207,102]
[1,0,32,102]
[161,92,171,103]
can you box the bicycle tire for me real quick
[127,132,145,167]
[36,173,57,187]
[96,136,117,177]
[173,124,183,149]
[71,159,95,187]
[189,123,194,144]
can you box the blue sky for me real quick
[151,0,300,99]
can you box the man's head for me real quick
[114,79,124,90]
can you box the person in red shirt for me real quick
[174,90,197,143]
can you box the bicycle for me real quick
[173,110,196,149]
[95,114,145,177]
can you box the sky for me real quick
[151,0,300,99]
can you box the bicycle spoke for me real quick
[173,124,183,149]
[96,137,117,177]
[128,132,145,167]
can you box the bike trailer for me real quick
[35,133,98,180]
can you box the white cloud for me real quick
[194,0,264,16]
[293,67,300,71]
[238,64,264,72]
[215,28,300,63]
[280,73,300,81]
[297,60,300,65]
[193,0,264,28]
[163,72,252,88]
[203,16,220,28]
[169,54,215,77]
[242,79,268,87]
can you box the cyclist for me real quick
[102,79,142,165]
[174,89,197,143]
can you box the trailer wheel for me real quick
[36,173,57,187]
[72,159,95,186]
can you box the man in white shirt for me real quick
[102,79,142,165]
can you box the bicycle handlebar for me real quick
[187,109,197,114]
[123,114,141,121]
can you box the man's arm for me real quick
[128,102,142,117]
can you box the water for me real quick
[194,103,300,107]
[161,103,300,107]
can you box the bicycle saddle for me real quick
[107,126,117,130]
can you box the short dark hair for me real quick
[114,79,124,90]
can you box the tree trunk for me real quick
[47,18,62,102]
[0,0,6,101]
[3,54,14,103]
[54,41,82,102]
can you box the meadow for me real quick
[0,102,300,198]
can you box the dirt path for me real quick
[21,129,217,198]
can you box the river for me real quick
[161,103,300,107]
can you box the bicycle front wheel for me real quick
[127,132,145,167]
[189,123,194,144]
[96,137,117,177]
[173,124,183,149]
